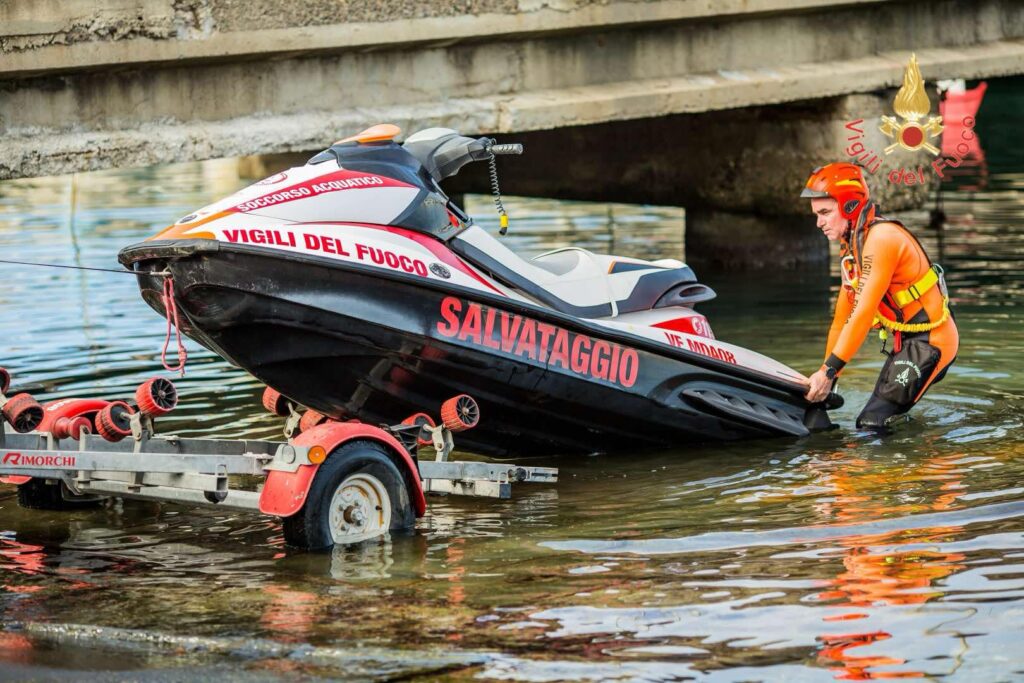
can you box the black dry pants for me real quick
[856,332,956,429]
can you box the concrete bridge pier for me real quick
[677,93,936,270]
[683,210,823,272]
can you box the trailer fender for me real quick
[259,423,427,518]
[1,398,113,486]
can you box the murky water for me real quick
[0,79,1022,681]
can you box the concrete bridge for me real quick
[3,0,1023,266]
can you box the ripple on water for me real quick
[2,102,1024,680]
[542,501,1024,555]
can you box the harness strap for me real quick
[846,264,937,305]
[846,213,943,316]
[892,265,940,307]
[843,212,952,341]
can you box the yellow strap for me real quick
[848,266,940,306]
[893,266,939,307]
[872,296,950,334]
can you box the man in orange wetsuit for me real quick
[802,163,959,428]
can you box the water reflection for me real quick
[525,424,1024,677]
[0,79,1023,680]
[465,194,685,261]
[804,451,972,679]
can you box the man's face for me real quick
[811,197,847,241]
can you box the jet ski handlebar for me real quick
[402,129,524,182]
[487,143,523,155]
[401,130,520,232]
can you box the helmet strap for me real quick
[853,206,868,235]
[851,204,873,271]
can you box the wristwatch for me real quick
[821,354,847,381]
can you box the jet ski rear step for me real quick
[682,387,810,437]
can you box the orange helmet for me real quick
[801,163,870,221]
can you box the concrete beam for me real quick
[1,0,891,78]
[5,40,1021,181]
[2,0,1022,181]
[0,1,182,54]
[496,41,1024,131]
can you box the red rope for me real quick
[161,277,188,376]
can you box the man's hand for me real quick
[804,368,832,403]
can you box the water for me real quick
[0,79,1021,680]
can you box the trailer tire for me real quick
[16,479,103,511]
[282,440,415,550]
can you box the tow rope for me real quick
[161,277,188,376]
[0,257,181,374]
[0,258,160,277]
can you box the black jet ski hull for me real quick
[120,241,830,456]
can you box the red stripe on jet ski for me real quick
[299,221,505,295]
[652,314,714,339]
[233,170,413,214]
[379,226,505,295]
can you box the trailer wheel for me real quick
[16,479,103,511]
[282,440,415,550]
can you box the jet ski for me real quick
[118,124,841,456]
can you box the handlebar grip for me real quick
[489,143,523,155]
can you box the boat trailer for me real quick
[0,368,556,550]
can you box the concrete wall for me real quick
[2,0,1022,181]
[2,0,1018,267]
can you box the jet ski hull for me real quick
[121,240,830,456]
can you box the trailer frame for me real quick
[0,409,557,548]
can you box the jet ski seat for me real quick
[449,225,715,318]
